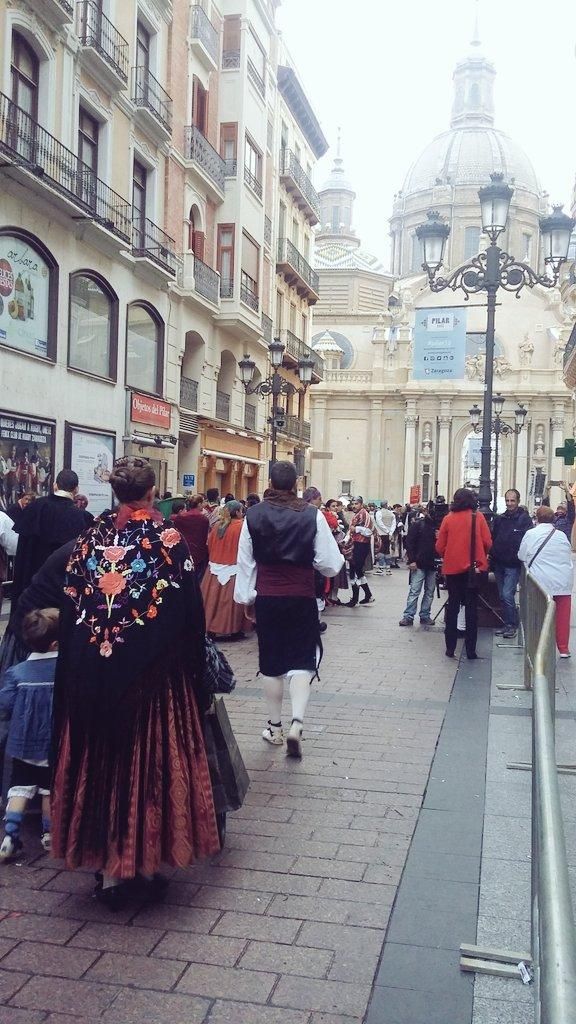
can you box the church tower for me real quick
[450,16,496,128]
[316,132,359,247]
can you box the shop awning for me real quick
[201,448,266,466]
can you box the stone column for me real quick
[515,415,529,500]
[436,400,452,497]
[368,399,383,498]
[311,396,329,496]
[403,400,418,501]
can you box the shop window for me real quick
[126,302,164,395]
[69,272,117,379]
[0,229,58,360]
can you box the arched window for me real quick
[126,302,164,395]
[188,205,204,259]
[464,226,481,260]
[0,228,58,360]
[11,31,39,118]
[69,272,118,379]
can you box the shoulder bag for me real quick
[527,526,556,569]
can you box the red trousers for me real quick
[553,595,572,654]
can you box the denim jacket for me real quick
[0,652,56,762]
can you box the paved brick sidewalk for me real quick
[0,569,458,1024]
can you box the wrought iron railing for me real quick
[304,342,324,380]
[279,414,311,444]
[184,124,226,192]
[244,404,256,432]
[180,376,198,411]
[0,91,131,242]
[262,312,273,343]
[264,215,272,248]
[220,277,234,299]
[241,274,259,311]
[132,66,172,132]
[244,165,263,199]
[564,327,576,369]
[47,0,74,15]
[190,5,219,65]
[132,216,177,274]
[277,237,319,295]
[216,390,230,421]
[76,0,129,83]
[194,255,219,304]
[224,158,237,176]
[280,329,302,362]
[279,149,320,221]
[222,49,240,69]
[247,58,265,98]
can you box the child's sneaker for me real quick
[40,832,51,853]
[0,835,23,862]
[262,721,284,745]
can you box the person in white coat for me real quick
[518,505,574,657]
[374,504,396,575]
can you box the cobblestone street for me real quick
[0,570,459,1024]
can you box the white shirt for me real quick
[0,511,18,557]
[374,508,396,537]
[518,524,573,597]
[234,508,344,606]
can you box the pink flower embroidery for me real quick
[160,528,181,548]
[103,545,127,563]
[98,573,127,597]
[99,640,113,657]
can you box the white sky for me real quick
[276,0,576,269]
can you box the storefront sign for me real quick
[67,426,115,515]
[409,485,421,505]
[182,474,195,488]
[0,237,50,357]
[0,413,54,507]
[412,307,467,380]
[131,392,171,428]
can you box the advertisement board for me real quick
[0,236,51,357]
[67,426,115,515]
[409,485,421,505]
[0,413,54,509]
[413,307,467,381]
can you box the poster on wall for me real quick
[412,307,467,381]
[0,236,50,357]
[0,413,54,510]
[68,427,115,516]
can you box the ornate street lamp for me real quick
[418,179,574,518]
[469,394,528,513]
[239,337,314,467]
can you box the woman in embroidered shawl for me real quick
[51,458,220,905]
[201,501,252,641]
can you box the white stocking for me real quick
[288,670,313,724]
[261,674,284,725]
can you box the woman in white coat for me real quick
[518,505,573,657]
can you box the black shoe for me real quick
[125,873,170,903]
[93,880,126,912]
[466,652,479,660]
[319,622,328,633]
[344,600,358,608]
[445,650,455,658]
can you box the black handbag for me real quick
[205,635,237,695]
[204,697,250,814]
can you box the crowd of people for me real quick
[0,459,572,908]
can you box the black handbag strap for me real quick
[470,511,477,570]
[528,526,555,569]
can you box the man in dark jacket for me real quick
[399,511,437,627]
[491,488,533,638]
[542,482,575,542]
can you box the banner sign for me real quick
[413,307,467,380]
[0,413,54,508]
[131,392,171,428]
[409,485,421,505]
[0,236,50,357]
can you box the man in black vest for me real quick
[234,462,343,758]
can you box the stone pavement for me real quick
[0,567,461,1024]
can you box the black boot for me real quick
[345,585,359,607]
[359,585,374,605]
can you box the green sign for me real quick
[555,439,576,466]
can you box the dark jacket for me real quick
[405,516,437,571]
[0,653,55,762]
[246,500,317,566]
[171,509,209,567]
[542,494,575,541]
[12,540,75,643]
[490,507,533,568]
[10,495,90,611]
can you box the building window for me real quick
[291,218,299,248]
[241,231,259,310]
[464,226,481,260]
[523,233,532,263]
[410,234,424,273]
[244,134,263,197]
[301,312,308,342]
[0,229,58,360]
[192,75,208,135]
[331,206,340,233]
[276,289,284,330]
[289,302,297,334]
[126,302,164,395]
[246,28,265,96]
[220,123,237,173]
[136,20,151,74]
[303,233,310,261]
[77,107,99,207]
[341,480,352,495]
[69,272,117,379]
[222,15,241,65]
[11,32,39,119]
[422,463,431,503]
[132,158,148,246]
[217,224,234,297]
[188,205,205,259]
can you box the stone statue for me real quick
[534,422,546,457]
[493,356,512,378]
[465,352,485,381]
[554,338,566,366]
[519,335,534,367]
[386,328,398,354]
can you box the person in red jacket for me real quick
[435,488,492,660]
[171,496,209,582]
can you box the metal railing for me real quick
[264,215,272,248]
[279,149,320,221]
[216,390,230,421]
[279,414,311,444]
[247,58,265,98]
[564,328,576,369]
[180,376,198,411]
[0,91,131,242]
[132,66,172,132]
[46,0,74,15]
[262,312,273,343]
[76,0,129,83]
[224,158,237,176]
[241,274,259,311]
[244,403,256,432]
[220,277,233,299]
[193,255,219,304]
[244,165,263,199]
[280,328,302,362]
[190,5,219,65]
[277,237,319,295]
[132,216,177,275]
[222,49,240,69]
[184,124,226,192]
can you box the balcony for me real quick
[224,158,237,177]
[132,66,172,140]
[216,390,231,421]
[279,150,320,226]
[279,330,323,383]
[39,0,73,29]
[184,125,225,201]
[190,5,219,71]
[194,255,220,305]
[222,49,240,70]
[76,0,129,92]
[132,217,178,278]
[279,414,311,445]
[564,323,576,388]
[247,58,265,99]
[244,403,257,432]
[0,92,131,243]
[241,273,259,312]
[180,376,199,412]
[262,312,273,344]
[220,277,234,299]
[244,166,262,200]
[276,237,320,304]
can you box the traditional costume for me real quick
[346,502,374,606]
[51,506,220,879]
[201,503,251,638]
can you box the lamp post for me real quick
[238,338,313,469]
[469,394,527,512]
[417,175,574,517]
